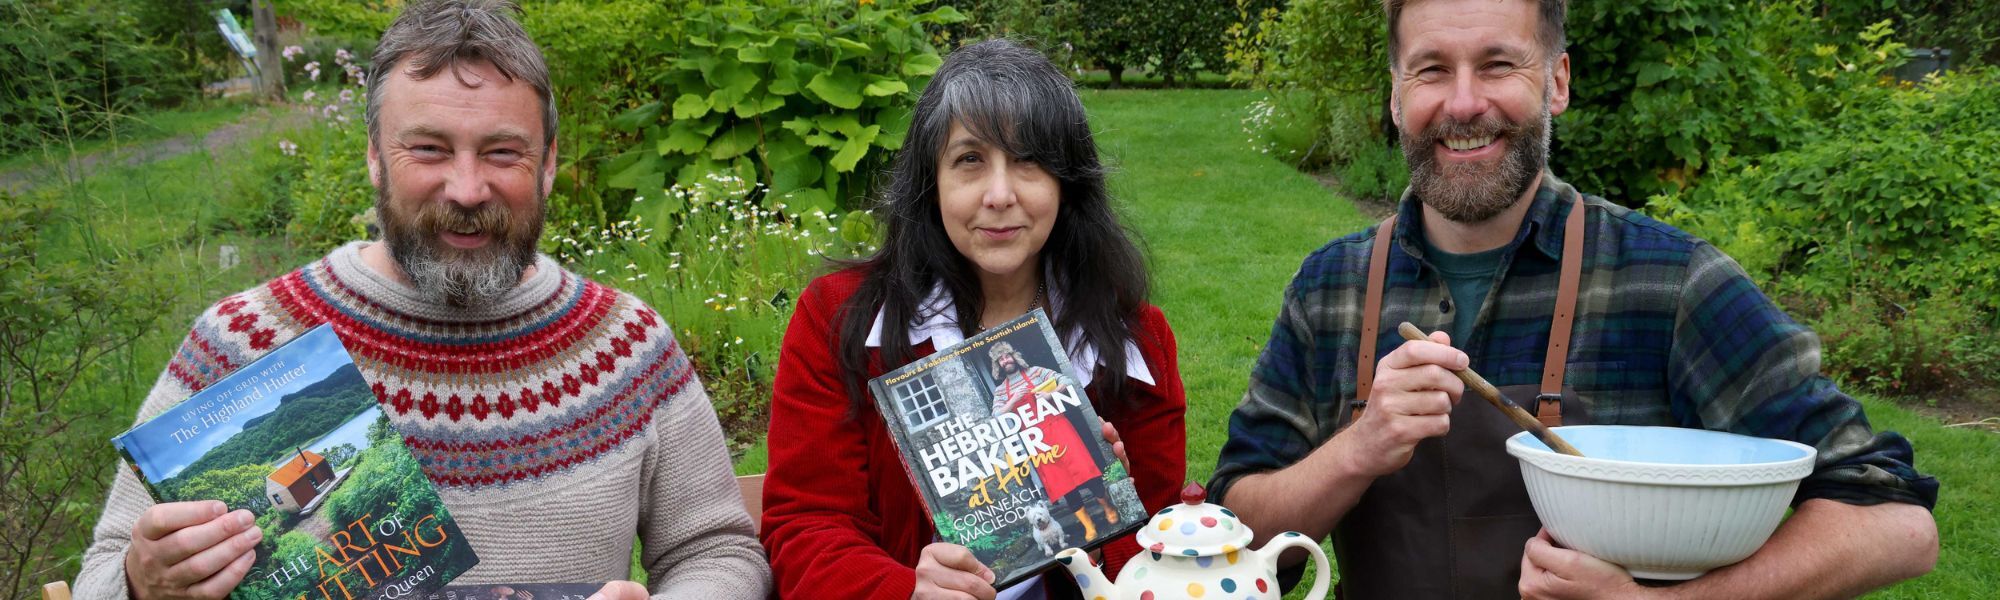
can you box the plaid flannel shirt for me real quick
[1209,173,1939,510]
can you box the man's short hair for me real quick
[1383,0,1567,70]
[365,0,557,151]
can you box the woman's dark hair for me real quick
[834,39,1150,418]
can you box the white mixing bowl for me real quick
[1506,425,1817,580]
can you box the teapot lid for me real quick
[1134,482,1254,557]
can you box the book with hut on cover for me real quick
[868,309,1144,590]
[112,324,477,599]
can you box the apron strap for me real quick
[1537,191,1587,427]
[1350,215,1397,426]
[1349,192,1587,428]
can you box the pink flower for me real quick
[278,139,298,156]
[281,45,303,62]
[302,89,316,103]
[338,89,355,104]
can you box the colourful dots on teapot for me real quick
[1186,582,1206,597]
[1159,518,1174,531]
[1220,578,1238,593]
[1223,547,1240,565]
[1201,516,1218,527]
[1256,578,1269,593]
[1180,522,1198,535]
[1195,555,1213,568]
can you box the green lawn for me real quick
[1079,89,1995,598]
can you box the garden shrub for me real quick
[0,0,185,155]
[556,173,874,444]
[933,0,1084,72]
[1075,0,1236,87]
[1335,141,1408,206]
[596,0,962,221]
[1233,0,1389,166]
[1651,65,2000,395]
[276,50,374,253]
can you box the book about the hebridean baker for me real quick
[112,324,478,599]
[868,309,1145,590]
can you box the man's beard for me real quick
[375,169,546,309]
[1400,94,1552,224]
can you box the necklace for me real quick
[976,279,1046,333]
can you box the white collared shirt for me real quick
[862,280,1154,388]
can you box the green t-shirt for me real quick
[1421,236,1509,346]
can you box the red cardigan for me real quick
[760,268,1188,599]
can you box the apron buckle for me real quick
[1534,393,1563,428]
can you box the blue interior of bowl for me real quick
[1514,425,1811,465]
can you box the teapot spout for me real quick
[1054,548,1115,597]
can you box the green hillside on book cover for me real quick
[113,325,477,599]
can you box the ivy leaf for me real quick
[830,125,882,173]
[807,68,865,109]
[609,101,662,133]
[671,94,709,120]
[862,76,909,97]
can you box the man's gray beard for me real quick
[1400,97,1552,224]
[375,176,542,309]
[395,244,529,309]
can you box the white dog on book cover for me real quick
[1026,502,1066,556]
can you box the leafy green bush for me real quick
[1651,66,2000,395]
[1,0,184,155]
[276,52,373,253]
[596,0,961,220]
[1077,0,1233,86]
[557,173,873,443]
[1232,0,1389,166]
[1336,141,1408,206]
[0,192,174,598]
[1823,0,2000,66]
[933,0,1083,72]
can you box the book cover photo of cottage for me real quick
[113,325,477,599]
[868,309,1145,590]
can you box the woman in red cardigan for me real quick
[760,39,1187,600]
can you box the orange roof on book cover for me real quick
[269,449,326,486]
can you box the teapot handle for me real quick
[1257,532,1332,600]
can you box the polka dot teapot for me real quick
[1055,482,1330,600]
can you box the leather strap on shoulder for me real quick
[1538,191,1586,426]
[1351,215,1397,426]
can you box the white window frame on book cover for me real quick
[894,373,950,431]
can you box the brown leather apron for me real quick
[1332,192,1588,600]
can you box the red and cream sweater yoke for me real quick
[164,249,690,489]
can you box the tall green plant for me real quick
[597,0,962,219]
[0,194,173,598]
[1,0,184,156]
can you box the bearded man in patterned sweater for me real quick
[74,2,770,599]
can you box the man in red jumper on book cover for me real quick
[72,1,770,599]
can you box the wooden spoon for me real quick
[1398,322,1585,457]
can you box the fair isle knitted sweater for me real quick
[77,242,771,599]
